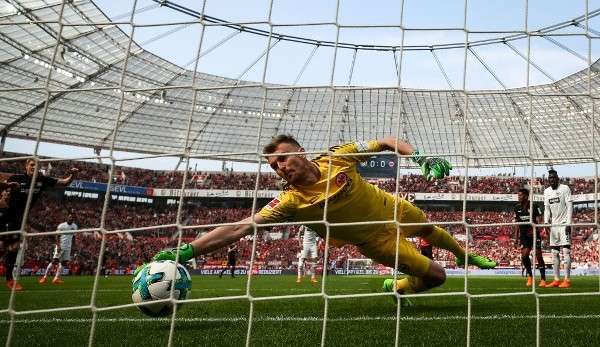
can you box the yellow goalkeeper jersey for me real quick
[258,140,401,245]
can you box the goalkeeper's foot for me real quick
[455,253,497,269]
[382,279,414,307]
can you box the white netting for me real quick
[1,1,599,347]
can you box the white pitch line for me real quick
[1,314,600,324]
[0,287,537,293]
[0,288,379,294]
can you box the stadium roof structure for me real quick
[1,0,600,167]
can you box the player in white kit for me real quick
[543,170,573,288]
[297,225,319,284]
[39,212,77,285]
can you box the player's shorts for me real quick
[300,244,318,259]
[358,199,432,277]
[549,225,571,247]
[519,230,542,249]
[52,245,71,262]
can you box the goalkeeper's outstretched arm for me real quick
[153,214,265,262]
[191,215,264,254]
[377,136,415,155]
[377,136,452,180]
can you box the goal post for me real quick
[345,258,375,275]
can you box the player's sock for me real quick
[562,247,571,280]
[308,262,318,282]
[44,263,53,277]
[54,263,63,280]
[424,226,465,259]
[308,261,315,277]
[552,248,560,281]
[522,255,533,277]
[5,250,17,282]
[297,258,304,278]
[537,256,546,280]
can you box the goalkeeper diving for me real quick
[152,135,496,297]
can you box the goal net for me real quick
[0,0,598,346]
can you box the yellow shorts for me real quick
[358,199,432,277]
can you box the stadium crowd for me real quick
[11,196,597,276]
[1,152,598,277]
[0,152,598,194]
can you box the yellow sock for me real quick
[395,277,425,294]
[424,226,466,259]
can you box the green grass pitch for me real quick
[1,275,600,346]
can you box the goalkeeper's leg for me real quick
[398,199,496,269]
[421,226,464,260]
[361,235,445,295]
[397,200,464,258]
[383,261,446,294]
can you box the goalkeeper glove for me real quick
[411,150,452,181]
[153,243,195,263]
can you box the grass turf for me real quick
[1,275,599,346]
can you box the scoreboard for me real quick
[358,154,398,178]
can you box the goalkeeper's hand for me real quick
[152,243,195,263]
[411,150,452,181]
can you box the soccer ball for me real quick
[131,260,192,317]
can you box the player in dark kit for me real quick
[219,244,237,278]
[2,159,77,290]
[514,188,546,287]
[0,182,25,292]
[419,238,433,260]
[0,184,18,279]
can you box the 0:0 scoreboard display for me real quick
[358,154,398,178]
